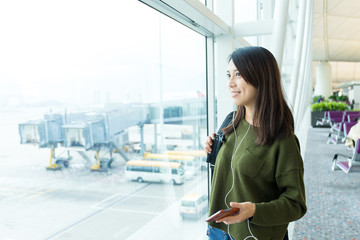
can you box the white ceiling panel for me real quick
[313,61,360,87]
[313,0,360,88]
[328,39,360,61]
[327,0,360,18]
[312,39,327,60]
[313,0,324,14]
[327,16,360,40]
[326,16,347,36]
[313,14,324,38]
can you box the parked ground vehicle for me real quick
[144,153,201,177]
[179,193,208,219]
[125,160,184,184]
[165,150,207,171]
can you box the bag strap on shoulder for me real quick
[208,111,235,180]
[217,111,235,135]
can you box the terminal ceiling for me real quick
[313,0,360,89]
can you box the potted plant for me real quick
[310,101,349,127]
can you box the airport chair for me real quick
[328,111,345,138]
[339,111,358,121]
[327,111,351,144]
[327,112,359,144]
[328,111,345,130]
[327,111,345,143]
[332,138,360,173]
[328,121,357,145]
[316,111,331,126]
[327,121,345,144]
[343,122,357,148]
[344,122,357,139]
[347,113,360,122]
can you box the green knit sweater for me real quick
[208,120,307,240]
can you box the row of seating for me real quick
[316,111,360,127]
[319,111,360,173]
[326,111,360,144]
[332,138,360,173]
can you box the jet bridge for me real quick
[62,106,149,171]
[18,113,71,170]
[18,104,150,171]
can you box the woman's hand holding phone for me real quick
[205,208,240,222]
[206,202,256,224]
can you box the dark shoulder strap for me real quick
[208,111,235,180]
[294,135,301,153]
[217,111,235,135]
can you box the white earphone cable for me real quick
[225,112,258,240]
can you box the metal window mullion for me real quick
[206,37,216,136]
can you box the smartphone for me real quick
[205,208,240,222]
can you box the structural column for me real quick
[289,0,307,107]
[214,0,235,129]
[314,61,332,98]
[293,0,313,124]
[270,0,289,69]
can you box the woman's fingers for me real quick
[204,133,216,154]
[215,202,256,225]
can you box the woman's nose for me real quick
[228,76,235,87]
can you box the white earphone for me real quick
[224,111,258,240]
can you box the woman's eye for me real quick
[236,72,241,76]
[226,74,231,78]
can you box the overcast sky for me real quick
[0,0,206,107]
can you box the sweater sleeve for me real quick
[251,135,307,226]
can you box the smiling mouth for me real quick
[231,91,240,97]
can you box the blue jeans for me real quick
[207,225,289,240]
[207,226,233,240]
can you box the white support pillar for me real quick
[293,0,312,123]
[296,0,313,130]
[295,33,312,128]
[270,0,289,69]
[214,0,235,129]
[289,0,307,107]
[314,61,332,98]
[260,0,274,49]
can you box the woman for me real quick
[345,117,360,147]
[204,47,307,240]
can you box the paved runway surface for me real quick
[0,109,209,240]
[0,157,209,240]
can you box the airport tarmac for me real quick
[0,108,209,240]
[0,151,210,240]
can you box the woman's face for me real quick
[227,59,257,107]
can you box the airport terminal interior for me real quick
[0,0,360,239]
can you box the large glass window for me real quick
[0,1,207,239]
[234,0,258,45]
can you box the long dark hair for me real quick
[222,46,294,145]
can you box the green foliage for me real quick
[311,101,349,111]
[312,95,324,103]
[328,95,337,101]
[328,94,349,102]
[338,95,349,102]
